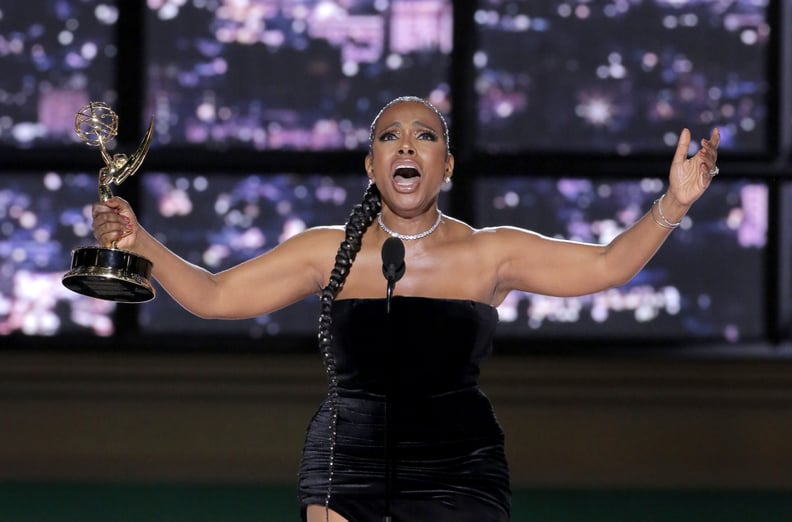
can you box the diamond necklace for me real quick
[377,210,443,240]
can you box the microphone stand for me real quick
[384,277,394,522]
[386,277,395,314]
[380,237,405,522]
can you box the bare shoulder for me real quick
[296,224,346,240]
[281,225,345,254]
[457,222,553,270]
[445,218,544,247]
[437,218,546,264]
[240,225,345,294]
[244,225,346,273]
[477,224,544,239]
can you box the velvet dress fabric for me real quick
[298,297,511,521]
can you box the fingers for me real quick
[92,196,127,218]
[699,128,719,154]
[92,197,133,247]
[93,215,126,247]
[673,128,692,164]
[710,127,720,148]
[102,195,130,211]
[696,127,719,176]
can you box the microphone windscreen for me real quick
[381,236,405,267]
[381,237,406,282]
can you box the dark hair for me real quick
[368,95,450,153]
[317,181,381,509]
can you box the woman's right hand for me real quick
[92,196,140,250]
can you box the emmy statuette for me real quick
[62,102,156,303]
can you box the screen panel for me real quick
[145,1,453,151]
[138,172,374,338]
[779,181,792,341]
[474,0,771,155]
[0,2,118,148]
[0,171,116,337]
[475,176,767,343]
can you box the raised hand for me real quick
[668,127,720,206]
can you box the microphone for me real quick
[380,236,405,522]
[381,237,405,314]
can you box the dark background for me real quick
[1,2,792,520]
[1,0,789,354]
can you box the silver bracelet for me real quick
[651,208,675,230]
[653,194,682,229]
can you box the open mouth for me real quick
[394,166,420,180]
[393,166,421,189]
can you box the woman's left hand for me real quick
[668,127,720,207]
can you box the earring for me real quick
[444,176,451,183]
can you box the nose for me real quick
[398,138,415,155]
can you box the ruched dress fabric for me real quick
[299,297,511,521]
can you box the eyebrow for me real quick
[378,120,440,133]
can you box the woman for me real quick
[92,96,720,521]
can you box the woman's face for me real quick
[365,100,453,215]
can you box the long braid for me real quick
[318,182,381,515]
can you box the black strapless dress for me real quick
[298,297,511,521]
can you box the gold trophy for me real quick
[62,102,156,303]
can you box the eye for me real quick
[418,130,438,141]
[378,130,397,141]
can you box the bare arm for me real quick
[494,127,720,298]
[93,197,335,319]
